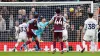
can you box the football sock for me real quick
[82,41,85,49]
[53,41,56,50]
[91,41,95,52]
[60,42,63,51]
[65,41,69,51]
[35,40,40,49]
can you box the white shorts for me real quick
[17,33,28,42]
[62,30,68,40]
[83,32,95,41]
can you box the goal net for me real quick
[0,2,98,52]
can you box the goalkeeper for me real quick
[34,16,49,41]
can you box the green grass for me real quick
[0,52,100,56]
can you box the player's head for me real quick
[40,16,46,22]
[23,19,27,23]
[55,8,60,14]
[88,13,93,18]
[34,14,39,19]
[15,21,19,26]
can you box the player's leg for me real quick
[81,34,89,53]
[20,32,33,51]
[81,40,86,53]
[25,32,33,45]
[22,36,28,51]
[90,36,95,53]
[52,32,57,54]
[39,35,43,42]
[59,32,64,54]
[63,31,69,52]
[34,34,41,50]
[13,39,22,52]
[91,40,95,53]
[37,34,41,42]
[64,40,69,52]
[20,37,32,51]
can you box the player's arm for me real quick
[83,22,87,35]
[63,16,67,23]
[66,19,70,28]
[51,27,54,32]
[48,16,54,26]
[17,26,20,35]
[27,19,35,24]
[26,23,30,32]
[37,22,43,29]
[15,26,20,38]
[27,19,35,28]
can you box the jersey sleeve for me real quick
[51,16,55,20]
[27,19,35,28]
[27,19,35,24]
[63,16,67,22]
[95,20,98,30]
[45,22,49,26]
[49,16,54,24]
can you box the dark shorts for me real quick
[54,32,62,40]
[27,31,37,38]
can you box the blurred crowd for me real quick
[0,3,99,42]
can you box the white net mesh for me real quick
[0,2,96,52]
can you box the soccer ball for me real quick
[69,8,74,12]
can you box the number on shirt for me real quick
[20,27,27,32]
[54,18,62,25]
[87,24,95,29]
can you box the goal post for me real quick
[0,1,98,52]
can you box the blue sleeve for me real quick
[45,22,49,26]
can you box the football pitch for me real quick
[0,52,100,56]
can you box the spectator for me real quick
[0,14,6,31]
[22,9,28,20]
[15,21,19,39]
[18,9,23,24]
[29,14,33,20]
[1,6,9,19]
[18,9,22,15]
[77,25,84,42]
[76,6,83,17]
[1,7,9,30]
[0,14,6,41]
[9,14,15,39]
[30,8,38,15]
[87,7,91,13]
[64,8,68,19]
[9,14,14,29]
[68,24,77,42]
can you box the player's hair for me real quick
[88,13,93,18]
[55,8,60,14]
[23,19,27,22]
[40,16,44,21]
[34,14,39,18]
